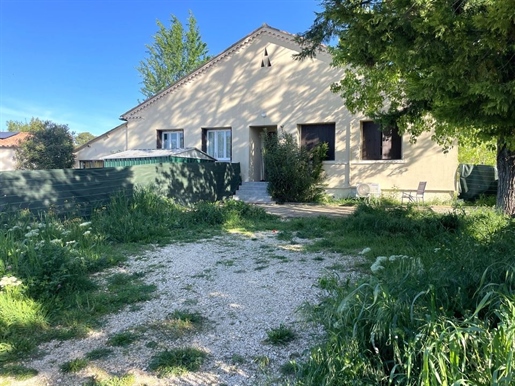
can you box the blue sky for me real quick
[0,0,322,136]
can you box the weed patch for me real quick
[107,331,139,347]
[265,324,296,346]
[148,347,208,377]
[60,357,89,373]
[0,364,38,380]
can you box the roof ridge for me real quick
[121,24,302,120]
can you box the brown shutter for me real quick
[362,122,382,160]
[382,126,402,160]
[201,129,207,153]
[156,130,162,149]
[300,124,335,161]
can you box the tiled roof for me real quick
[0,132,31,148]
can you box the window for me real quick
[202,128,232,161]
[157,130,184,149]
[362,121,402,160]
[300,123,335,161]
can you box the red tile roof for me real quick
[0,132,31,148]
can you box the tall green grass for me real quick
[295,204,515,385]
[0,186,279,364]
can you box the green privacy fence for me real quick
[0,162,241,216]
[103,156,209,167]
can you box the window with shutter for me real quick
[300,123,336,161]
[362,122,402,160]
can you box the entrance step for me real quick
[233,182,275,204]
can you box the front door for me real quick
[249,126,277,181]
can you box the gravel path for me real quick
[9,231,361,386]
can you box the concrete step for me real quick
[233,182,274,204]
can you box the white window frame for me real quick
[161,130,184,150]
[206,129,231,161]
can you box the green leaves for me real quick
[14,120,75,170]
[138,12,209,99]
[300,0,515,137]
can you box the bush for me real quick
[263,131,327,203]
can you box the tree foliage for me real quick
[137,11,209,99]
[15,121,75,170]
[297,0,515,215]
[6,117,46,133]
[74,132,96,147]
[263,131,327,203]
[459,139,497,165]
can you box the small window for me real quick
[300,123,335,161]
[362,121,401,160]
[157,130,184,150]
[202,128,231,161]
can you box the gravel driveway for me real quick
[9,231,360,386]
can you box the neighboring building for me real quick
[75,24,458,200]
[0,132,31,171]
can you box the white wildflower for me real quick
[66,240,76,246]
[83,230,91,236]
[8,225,21,232]
[0,276,22,288]
[79,222,91,227]
[37,223,46,229]
[371,256,388,273]
[50,239,62,245]
[24,229,39,238]
[359,247,371,255]
[434,248,441,253]
[62,230,71,236]
[389,255,408,262]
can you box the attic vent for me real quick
[261,47,271,67]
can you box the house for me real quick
[0,132,31,171]
[75,24,458,200]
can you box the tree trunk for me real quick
[496,143,515,217]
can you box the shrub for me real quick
[263,131,327,203]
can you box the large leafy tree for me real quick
[297,0,515,215]
[15,120,75,170]
[137,11,209,99]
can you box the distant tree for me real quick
[74,132,96,147]
[15,121,75,170]
[6,117,45,133]
[297,0,515,215]
[137,11,210,99]
[459,140,497,166]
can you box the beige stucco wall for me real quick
[76,27,458,199]
[75,123,128,164]
[0,148,17,171]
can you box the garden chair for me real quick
[401,181,427,204]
